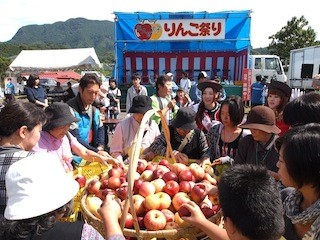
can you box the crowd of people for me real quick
[0,71,319,240]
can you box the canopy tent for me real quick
[9,48,102,71]
[113,11,252,83]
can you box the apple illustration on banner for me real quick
[134,23,153,40]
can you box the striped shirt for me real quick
[0,146,34,214]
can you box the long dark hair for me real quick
[0,101,46,139]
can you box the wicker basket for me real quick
[81,110,222,239]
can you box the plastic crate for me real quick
[60,162,110,222]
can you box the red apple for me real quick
[189,163,205,182]
[170,163,188,175]
[163,180,179,197]
[123,213,134,229]
[179,169,195,182]
[139,181,156,197]
[145,163,157,171]
[119,176,127,184]
[143,210,167,231]
[108,168,122,178]
[155,192,172,210]
[151,178,166,193]
[100,179,109,189]
[131,194,146,216]
[87,178,101,194]
[158,159,170,168]
[156,165,171,172]
[153,167,169,180]
[164,221,179,230]
[133,179,144,194]
[96,188,115,201]
[178,205,191,217]
[161,209,175,222]
[116,185,128,201]
[162,171,178,182]
[114,166,124,176]
[212,204,221,214]
[179,181,191,193]
[190,184,207,203]
[74,174,86,188]
[137,160,147,174]
[201,206,215,218]
[107,176,121,190]
[172,192,191,211]
[137,216,145,229]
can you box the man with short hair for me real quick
[189,71,208,104]
[126,73,148,113]
[150,75,177,127]
[67,74,106,152]
[182,164,285,240]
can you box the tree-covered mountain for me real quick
[2,18,115,63]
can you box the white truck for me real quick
[287,45,320,89]
[248,55,287,83]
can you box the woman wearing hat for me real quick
[0,153,109,240]
[110,95,160,163]
[194,79,222,135]
[33,102,121,172]
[266,81,292,135]
[142,107,209,165]
[234,106,281,179]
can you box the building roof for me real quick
[39,71,81,84]
[9,48,102,71]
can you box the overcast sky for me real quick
[0,0,319,48]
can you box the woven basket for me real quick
[81,110,222,239]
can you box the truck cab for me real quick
[249,55,287,83]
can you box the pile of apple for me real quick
[84,159,220,232]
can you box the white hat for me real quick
[4,153,79,220]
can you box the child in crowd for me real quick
[181,164,285,240]
[174,88,192,108]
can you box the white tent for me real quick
[9,48,102,71]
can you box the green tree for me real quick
[0,57,11,86]
[268,16,319,63]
